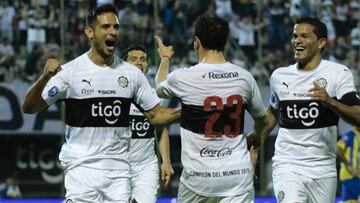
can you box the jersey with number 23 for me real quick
[160,62,266,196]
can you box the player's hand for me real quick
[249,145,258,171]
[308,82,331,104]
[161,161,174,187]
[154,35,174,59]
[246,132,262,149]
[246,132,261,171]
[43,58,61,79]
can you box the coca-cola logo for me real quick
[200,147,232,158]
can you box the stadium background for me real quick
[0,0,359,202]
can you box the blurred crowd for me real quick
[1,0,360,87]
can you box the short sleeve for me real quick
[269,73,279,109]
[41,68,70,105]
[336,68,357,100]
[159,70,179,98]
[247,76,266,118]
[133,71,160,111]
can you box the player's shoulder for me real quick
[270,63,296,82]
[167,65,192,79]
[321,59,350,72]
[61,52,89,71]
[272,63,295,75]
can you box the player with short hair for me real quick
[22,4,179,203]
[264,17,360,203]
[121,44,174,203]
[156,15,269,203]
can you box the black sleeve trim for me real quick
[339,92,360,106]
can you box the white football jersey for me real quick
[160,62,266,196]
[128,103,156,162]
[270,59,357,178]
[42,53,160,171]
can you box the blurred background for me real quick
[0,0,359,201]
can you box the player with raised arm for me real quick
[22,4,179,203]
[155,15,269,203]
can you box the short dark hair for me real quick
[194,15,229,51]
[121,44,147,60]
[86,4,118,27]
[295,17,327,40]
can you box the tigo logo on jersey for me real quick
[130,118,151,137]
[91,100,122,124]
[48,86,59,97]
[286,102,319,126]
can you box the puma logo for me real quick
[282,82,289,89]
[82,79,91,87]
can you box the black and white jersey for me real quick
[128,103,156,163]
[160,62,266,196]
[270,59,359,179]
[41,53,160,171]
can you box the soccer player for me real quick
[121,44,174,203]
[337,126,360,203]
[264,17,360,203]
[156,15,269,203]
[22,4,179,203]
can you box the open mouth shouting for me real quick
[105,38,117,52]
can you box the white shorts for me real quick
[64,166,131,203]
[273,170,336,203]
[177,182,254,203]
[130,158,159,203]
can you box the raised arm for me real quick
[154,35,173,88]
[156,127,174,186]
[23,59,61,114]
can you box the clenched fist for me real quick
[43,58,62,79]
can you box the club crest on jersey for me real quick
[278,191,285,203]
[315,78,327,88]
[48,86,59,97]
[118,76,129,88]
[65,199,73,203]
